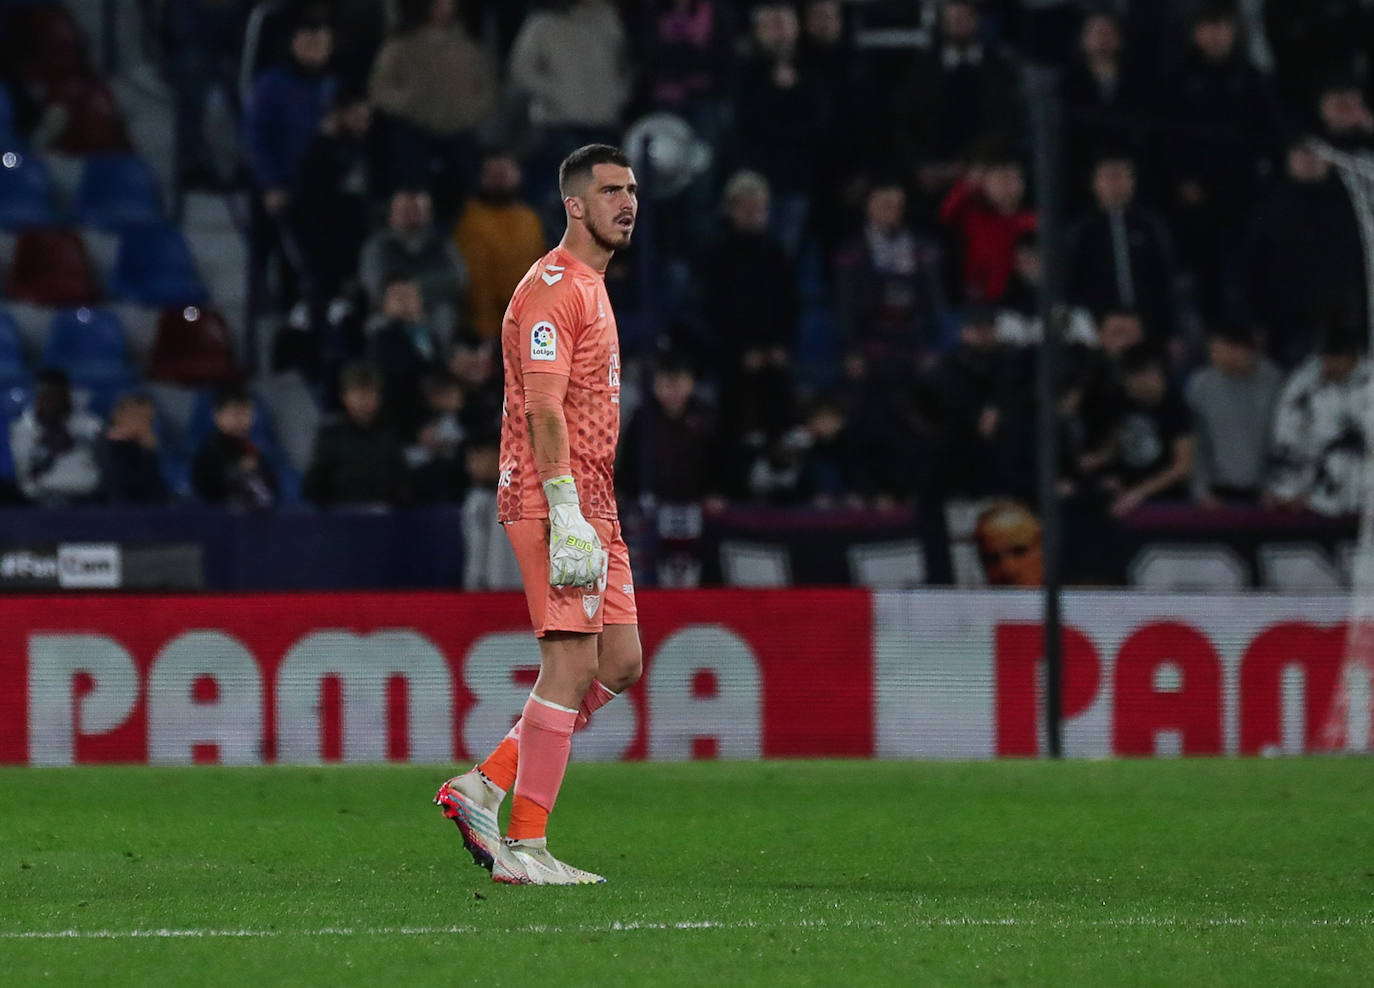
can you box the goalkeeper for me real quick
[435,145,643,886]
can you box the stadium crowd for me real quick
[2,0,1372,584]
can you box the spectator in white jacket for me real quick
[10,370,103,504]
[1267,324,1371,516]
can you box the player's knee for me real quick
[601,637,642,693]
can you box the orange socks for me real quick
[506,694,577,842]
[477,727,520,793]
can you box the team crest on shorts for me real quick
[582,594,601,619]
[530,321,557,361]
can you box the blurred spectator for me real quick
[99,393,168,505]
[447,332,503,433]
[648,0,734,115]
[1315,78,1374,152]
[406,369,468,504]
[9,370,102,505]
[917,305,1029,498]
[996,232,1096,347]
[1108,344,1194,517]
[834,181,947,363]
[704,171,797,446]
[359,188,468,339]
[244,10,337,221]
[1066,153,1181,348]
[744,399,860,506]
[369,276,444,434]
[191,385,278,509]
[304,361,409,508]
[1060,10,1143,207]
[509,0,629,170]
[938,148,1037,303]
[1241,135,1365,368]
[367,0,496,210]
[618,351,720,507]
[172,0,251,188]
[1094,307,1148,361]
[1267,323,1371,517]
[294,84,379,305]
[733,1,824,253]
[460,430,522,590]
[1264,0,1369,110]
[893,0,1019,201]
[1157,0,1278,321]
[453,151,547,341]
[1186,325,1282,507]
[974,500,1043,587]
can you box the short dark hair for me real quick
[1193,0,1237,26]
[340,360,383,392]
[1318,319,1366,357]
[558,144,631,198]
[213,382,252,411]
[36,368,71,392]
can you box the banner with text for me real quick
[0,590,1366,765]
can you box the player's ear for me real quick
[565,196,584,220]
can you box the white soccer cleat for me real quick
[492,837,606,886]
[434,770,504,871]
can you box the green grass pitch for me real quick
[2,759,1372,986]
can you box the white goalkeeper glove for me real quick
[543,475,607,589]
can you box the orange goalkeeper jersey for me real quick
[497,246,622,522]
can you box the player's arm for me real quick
[518,286,606,589]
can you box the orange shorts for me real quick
[504,517,637,637]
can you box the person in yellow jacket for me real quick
[454,150,549,340]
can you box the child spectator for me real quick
[447,333,503,433]
[460,430,521,590]
[100,393,169,504]
[618,351,719,508]
[938,148,1037,303]
[1109,345,1195,517]
[997,233,1097,347]
[1267,323,1371,517]
[453,151,547,341]
[9,370,102,505]
[191,385,278,509]
[1186,325,1282,507]
[406,369,468,504]
[304,361,409,508]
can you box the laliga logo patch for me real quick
[530,321,557,361]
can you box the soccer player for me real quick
[435,145,643,885]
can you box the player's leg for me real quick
[582,519,642,722]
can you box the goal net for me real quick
[1313,141,1374,753]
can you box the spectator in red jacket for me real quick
[939,147,1037,304]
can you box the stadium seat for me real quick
[107,224,208,306]
[45,78,131,154]
[0,150,58,230]
[0,381,32,421]
[10,4,89,86]
[3,228,100,306]
[73,154,163,230]
[146,305,239,387]
[42,306,130,384]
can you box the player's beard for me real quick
[587,215,633,253]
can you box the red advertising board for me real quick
[0,590,874,766]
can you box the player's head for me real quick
[558,144,637,252]
[975,500,1043,587]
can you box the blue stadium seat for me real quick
[0,307,27,375]
[107,224,208,305]
[73,153,164,230]
[0,150,58,230]
[0,382,32,421]
[42,307,132,386]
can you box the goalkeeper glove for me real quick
[543,475,607,589]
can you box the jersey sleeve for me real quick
[514,276,589,381]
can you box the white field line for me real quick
[2,916,1373,941]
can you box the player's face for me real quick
[573,163,638,252]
